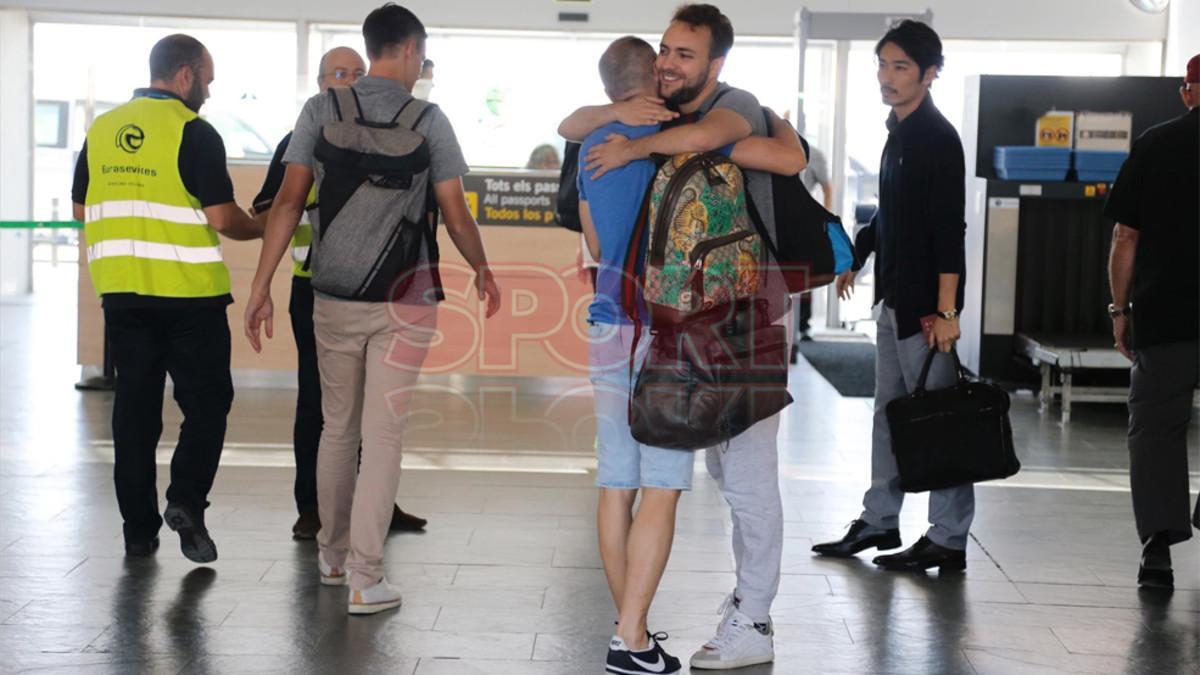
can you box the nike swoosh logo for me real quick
[629,653,665,673]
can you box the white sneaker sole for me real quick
[320,573,347,587]
[348,597,402,615]
[689,653,775,670]
[606,665,681,675]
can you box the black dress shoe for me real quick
[164,503,218,564]
[873,536,965,572]
[125,536,160,557]
[1137,533,1173,590]
[812,519,902,558]
[389,505,427,532]
[292,508,320,540]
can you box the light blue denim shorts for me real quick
[588,322,694,490]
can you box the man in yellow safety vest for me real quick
[71,34,262,563]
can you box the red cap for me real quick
[1188,54,1200,84]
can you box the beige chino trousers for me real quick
[313,294,436,590]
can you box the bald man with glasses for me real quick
[252,46,427,539]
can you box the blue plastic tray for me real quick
[1076,170,1119,183]
[1074,150,1128,170]
[995,146,1072,164]
[995,168,1069,181]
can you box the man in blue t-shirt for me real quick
[578,121,657,327]
[577,38,691,674]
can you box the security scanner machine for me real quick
[958,75,1185,422]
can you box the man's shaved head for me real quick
[599,36,657,102]
[317,46,367,90]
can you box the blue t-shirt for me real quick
[578,121,660,325]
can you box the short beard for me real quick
[183,75,205,113]
[661,70,710,109]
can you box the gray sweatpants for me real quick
[1128,341,1199,545]
[860,306,975,550]
[706,412,783,624]
[704,305,793,624]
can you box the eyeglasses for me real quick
[321,68,366,81]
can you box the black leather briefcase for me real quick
[886,347,1020,493]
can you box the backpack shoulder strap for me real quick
[761,105,810,158]
[620,183,655,323]
[393,98,433,131]
[330,87,358,122]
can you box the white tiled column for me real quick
[0,9,33,297]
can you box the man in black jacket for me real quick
[812,20,972,572]
[1104,53,1200,590]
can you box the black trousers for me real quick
[1128,340,1200,544]
[798,293,812,333]
[106,305,233,543]
[289,276,321,514]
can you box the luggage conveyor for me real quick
[1018,332,1200,424]
[1017,332,1130,423]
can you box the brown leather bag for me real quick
[629,300,792,451]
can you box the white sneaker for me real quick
[689,609,775,670]
[348,578,402,615]
[317,551,346,587]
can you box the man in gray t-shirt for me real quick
[801,145,832,210]
[284,74,469,304]
[693,82,776,238]
[243,4,499,617]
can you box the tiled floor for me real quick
[1,266,1198,674]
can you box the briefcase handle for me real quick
[913,346,968,396]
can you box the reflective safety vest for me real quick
[84,94,230,298]
[291,186,317,278]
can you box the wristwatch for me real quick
[937,309,959,321]
[1108,303,1132,318]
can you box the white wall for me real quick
[5,0,1170,42]
[0,9,33,297]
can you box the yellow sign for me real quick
[1036,111,1074,148]
[464,191,479,219]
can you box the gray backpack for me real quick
[310,86,441,301]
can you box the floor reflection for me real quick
[110,557,160,666]
[165,567,216,673]
[1130,587,1194,674]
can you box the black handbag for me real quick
[886,347,1020,493]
